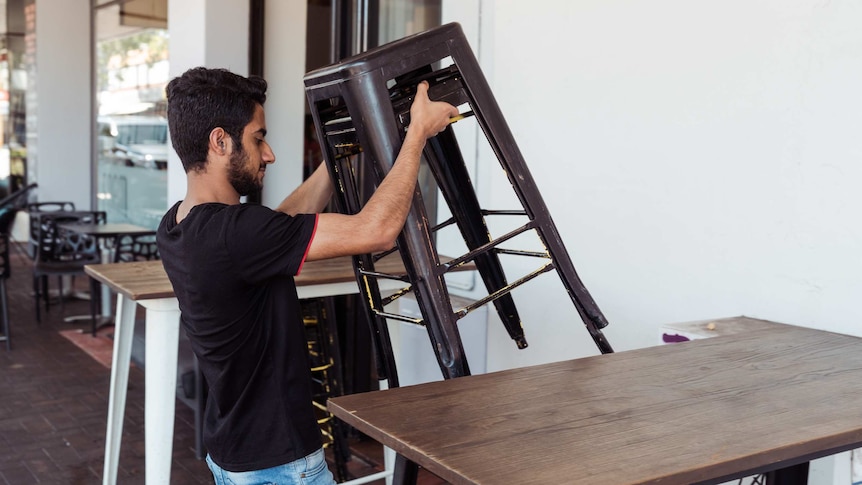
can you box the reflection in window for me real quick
[94,1,168,230]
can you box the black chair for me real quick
[32,211,105,323]
[113,233,160,263]
[0,183,37,350]
[27,201,77,259]
[0,212,16,351]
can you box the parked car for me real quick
[98,115,168,170]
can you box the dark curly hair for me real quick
[166,67,267,173]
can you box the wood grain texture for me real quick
[329,319,862,484]
[85,253,468,301]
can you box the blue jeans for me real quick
[206,448,335,485]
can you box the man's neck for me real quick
[177,173,240,223]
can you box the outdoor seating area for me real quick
[1,2,859,484]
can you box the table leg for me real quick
[392,454,419,485]
[141,299,180,485]
[100,247,113,317]
[765,462,809,484]
[102,293,137,485]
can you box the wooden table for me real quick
[86,254,471,485]
[329,318,862,485]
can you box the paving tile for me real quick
[0,463,37,485]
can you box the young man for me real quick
[156,67,458,484]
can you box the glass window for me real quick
[0,0,30,198]
[93,2,168,229]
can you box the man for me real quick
[157,67,458,484]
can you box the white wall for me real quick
[166,0,250,206]
[250,0,862,373]
[35,0,91,209]
[443,0,862,371]
[260,0,307,209]
[165,0,307,209]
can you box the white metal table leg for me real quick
[140,298,181,485]
[102,293,137,485]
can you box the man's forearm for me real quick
[276,162,333,215]
[358,129,426,231]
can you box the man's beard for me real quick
[227,144,262,197]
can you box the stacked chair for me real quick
[303,298,350,482]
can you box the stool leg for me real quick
[451,39,613,353]
[350,73,471,379]
[392,454,419,485]
[426,128,527,349]
[324,152,401,386]
[765,462,809,485]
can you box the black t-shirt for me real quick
[157,201,321,472]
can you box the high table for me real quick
[85,255,471,485]
[328,318,862,485]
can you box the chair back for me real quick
[27,201,76,213]
[27,202,79,258]
[114,233,160,262]
[33,211,105,265]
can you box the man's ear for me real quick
[209,128,228,156]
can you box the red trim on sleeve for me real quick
[296,214,318,276]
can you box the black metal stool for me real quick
[305,21,613,384]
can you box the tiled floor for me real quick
[1,249,445,484]
[0,249,211,484]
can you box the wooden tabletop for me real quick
[85,253,468,301]
[328,319,862,485]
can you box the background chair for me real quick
[32,211,105,322]
[0,183,38,350]
[26,201,77,259]
[113,233,160,263]
[0,212,15,350]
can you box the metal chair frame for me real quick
[26,201,77,260]
[304,23,613,387]
[31,211,105,322]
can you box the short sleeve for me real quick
[224,205,316,284]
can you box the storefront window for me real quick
[94,1,168,229]
[0,0,30,198]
